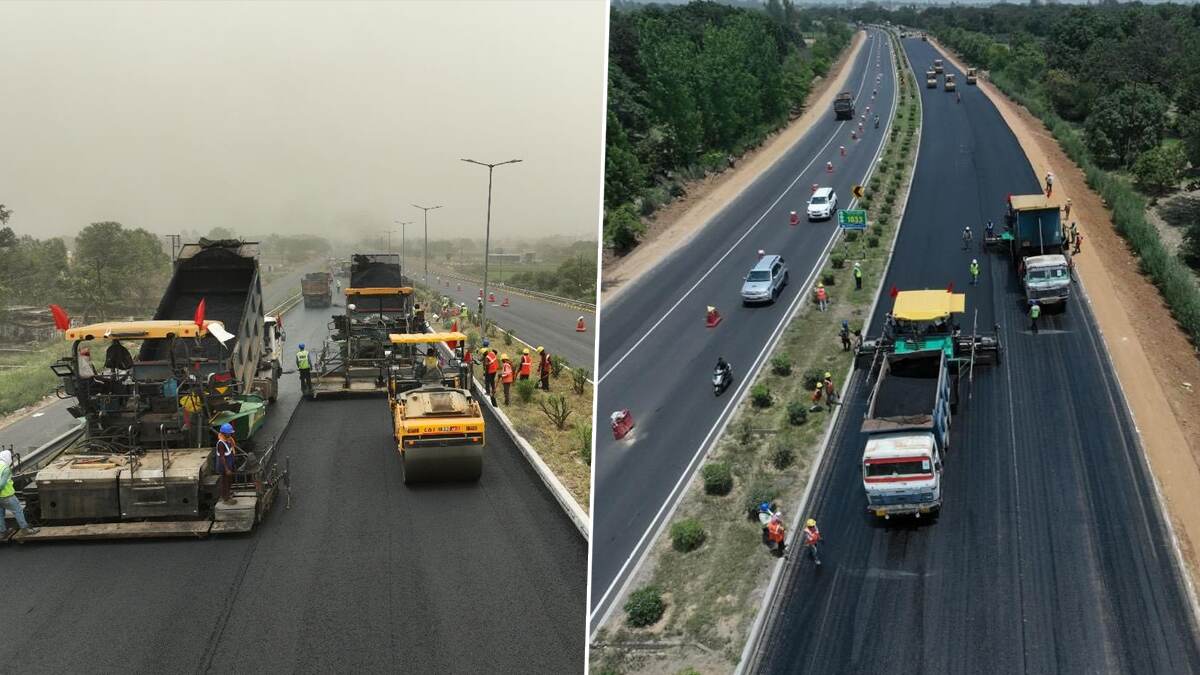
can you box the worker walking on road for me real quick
[815,283,828,311]
[962,225,972,250]
[1,449,39,535]
[500,354,515,405]
[969,259,980,286]
[1064,198,1072,220]
[1074,232,1083,254]
[1029,301,1041,334]
[1045,171,1054,197]
[215,423,238,505]
[853,262,863,290]
[801,518,822,565]
[295,343,312,398]
[537,346,551,391]
[519,348,532,381]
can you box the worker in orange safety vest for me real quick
[815,283,828,311]
[767,514,787,555]
[537,346,551,391]
[484,348,499,397]
[801,518,822,565]
[519,348,533,380]
[500,354,515,405]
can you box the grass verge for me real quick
[413,285,593,512]
[589,29,921,675]
[0,341,71,418]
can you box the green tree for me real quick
[605,204,645,252]
[71,222,170,318]
[1085,84,1169,167]
[1180,111,1200,167]
[207,226,237,240]
[1132,144,1188,195]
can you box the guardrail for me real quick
[267,291,304,317]
[432,271,596,312]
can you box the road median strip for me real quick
[590,28,920,675]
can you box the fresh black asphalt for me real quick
[754,38,1200,674]
[591,29,899,627]
[2,301,586,674]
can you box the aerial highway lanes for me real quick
[751,37,1200,674]
[1,296,586,673]
[591,28,899,631]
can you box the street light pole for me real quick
[394,220,412,279]
[459,157,521,333]
[411,204,442,287]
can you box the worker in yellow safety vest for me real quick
[296,343,312,398]
[1,449,39,534]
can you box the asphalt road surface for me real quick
[0,262,317,455]
[754,38,1200,674]
[590,28,899,629]
[424,265,595,372]
[2,298,586,673]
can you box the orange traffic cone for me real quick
[576,316,587,332]
[840,145,846,157]
[706,306,722,328]
[501,297,510,307]
[811,183,819,194]
[757,249,765,259]
[827,161,834,173]
[488,293,496,303]
[789,211,799,226]
[851,130,857,141]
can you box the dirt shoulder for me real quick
[934,39,1200,592]
[601,30,867,304]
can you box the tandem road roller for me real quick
[386,331,484,483]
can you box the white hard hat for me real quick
[972,259,977,264]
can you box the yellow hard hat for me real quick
[806,519,816,527]
[817,282,824,288]
[824,372,832,379]
[523,348,530,354]
[536,346,544,352]
[501,353,510,360]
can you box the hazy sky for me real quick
[0,1,606,242]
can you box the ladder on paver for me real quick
[127,424,170,507]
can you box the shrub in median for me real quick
[787,401,808,426]
[772,444,796,470]
[515,379,536,404]
[625,586,666,628]
[670,518,707,552]
[702,461,734,495]
[771,356,792,376]
[575,423,592,465]
[868,235,881,248]
[750,383,773,408]
[572,367,590,395]
[830,253,846,269]
[802,368,824,391]
[821,271,836,286]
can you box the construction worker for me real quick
[986,220,995,239]
[519,348,533,381]
[839,320,852,352]
[815,283,828,312]
[969,259,980,286]
[853,262,863,290]
[767,512,787,555]
[484,347,499,397]
[1029,301,1041,334]
[1045,171,1054,197]
[874,114,880,129]
[1,448,38,535]
[801,518,822,565]
[1074,232,1083,254]
[823,372,839,405]
[295,343,312,397]
[105,338,134,371]
[537,346,551,391]
[500,353,515,405]
[1064,198,1072,220]
[215,423,238,505]
[77,345,96,405]
[962,225,972,250]
[422,347,440,381]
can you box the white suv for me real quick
[807,187,838,221]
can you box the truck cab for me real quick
[863,433,943,518]
[966,67,978,84]
[1019,254,1071,305]
[926,70,937,88]
[1004,194,1072,307]
[934,59,944,74]
[834,91,855,120]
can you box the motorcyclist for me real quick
[714,357,731,378]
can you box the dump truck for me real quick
[926,70,937,88]
[944,73,957,92]
[301,271,333,308]
[6,319,289,542]
[386,331,482,483]
[834,91,855,120]
[989,194,1072,307]
[966,67,978,85]
[312,253,415,396]
[856,290,1002,520]
[934,59,944,74]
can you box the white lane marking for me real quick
[597,33,881,385]
[590,30,892,626]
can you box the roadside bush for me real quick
[515,379,536,404]
[538,395,573,430]
[572,367,590,395]
[743,481,779,514]
[830,253,846,269]
[551,355,566,377]
[787,401,808,426]
[771,355,792,376]
[821,271,836,286]
[772,444,796,470]
[1132,144,1187,195]
[750,383,773,408]
[802,368,823,391]
[670,519,707,552]
[844,230,860,242]
[605,204,646,252]
[575,423,592,465]
[868,235,881,248]
[702,461,734,495]
[502,330,514,346]
[625,586,665,628]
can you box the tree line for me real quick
[604,1,851,251]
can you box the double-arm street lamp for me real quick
[393,220,412,277]
[459,157,521,332]
[411,204,442,286]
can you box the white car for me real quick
[807,187,838,221]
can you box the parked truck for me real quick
[991,194,1072,307]
[302,271,333,308]
[834,91,855,120]
[856,290,1001,520]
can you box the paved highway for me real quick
[590,29,898,629]
[0,263,314,455]
[423,265,595,372]
[2,297,586,672]
[754,38,1200,674]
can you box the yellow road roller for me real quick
[392,385,484,483]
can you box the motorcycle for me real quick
[713,364,733,396]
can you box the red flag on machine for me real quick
[889,285,898,298]
[946,282,954,293]
[448,320,459,349]
[49,304,70,330]
[194,298,207,328]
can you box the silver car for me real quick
[741,255,789,305]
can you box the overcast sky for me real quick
[0,1,606,243]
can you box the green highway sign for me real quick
[838,209,868,230]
